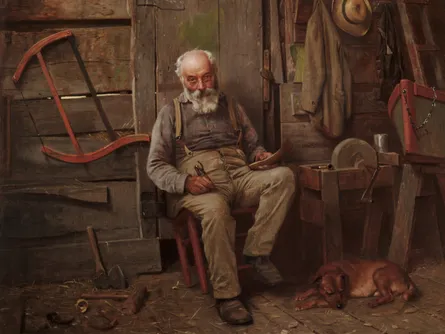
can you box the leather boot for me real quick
[216,298,253,325]
[245,255,283,286]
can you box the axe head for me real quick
[108,265,127,290]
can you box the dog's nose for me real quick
[336,303,343,309]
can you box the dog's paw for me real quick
[294,294,307,301]
[294,305,306,311]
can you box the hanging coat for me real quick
[299,0,352,139]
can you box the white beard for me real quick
[184,87,219,114]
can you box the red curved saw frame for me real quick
[12,30,150,164]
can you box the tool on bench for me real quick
[86,226,127,290]
[12,30,150,164]
[194,161,206,177]
[330,138,381,203]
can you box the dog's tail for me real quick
[402,275,418,301]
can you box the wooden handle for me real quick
[122,286,148,315]
[86,226,105,273]
[80,293,129,300]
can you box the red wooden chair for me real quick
[172,207,257,294]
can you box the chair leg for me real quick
[174,226,192,287]
[187,215,209,294]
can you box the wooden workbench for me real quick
[298,163,394,264]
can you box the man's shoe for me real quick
[245,256,283,286]
[216,298,253,325]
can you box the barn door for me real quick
[132,0,264,238]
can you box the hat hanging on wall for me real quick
[332,0,372,37]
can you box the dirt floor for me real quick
[2,261,445,334]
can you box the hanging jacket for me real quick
[376,3,404,103]
[299,0,352,139]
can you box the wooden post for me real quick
[130,0,159,239]
[321,171,342,263]
[388,164,422,269]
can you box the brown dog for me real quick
[294,258,418,311]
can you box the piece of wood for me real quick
[11,94,133,137]
[122,285,148,315]
[0,238,161,285]
[0,96,6,179]
[345,45,379,84]
[261,289,381,334]
[321,171,343,263]
[361,190,385,258]
[1,182,138,241]
[0,183,109,203]
[283,0,295,82]
[0,295,24,334]
[281,122,337,163]
[379,152,401,166]
[132,2,158,239]
[80,293,129,300]
[388,164,422,269]
[2,27,131,100]
[8,136,138,183]
[269,0,284,84]
[219,0,264,141]
[5,0,130,21]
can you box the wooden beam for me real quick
[131,0,158,239]
[388,164,422,269]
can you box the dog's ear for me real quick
[309,273,322,285]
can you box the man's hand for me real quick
[254,151,278,170]
[185,175,215,195]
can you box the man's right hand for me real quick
[185,175,215,195]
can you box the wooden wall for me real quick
[0,0,161,285]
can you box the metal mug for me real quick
[373,133,388,153]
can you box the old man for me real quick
[147,49,295,325]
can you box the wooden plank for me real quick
[281,122,336,163]
[8,136,138,183]
[388,164,422,269]
[361,190,385,258]
[219,0,264,141]
[5,0,130,21]
[344,290,445,334]
[1,182,139,241]
[0,183,109,203]
[0,295,24,334]
[2,27,131,100]
[0,238,162,285]
[156,0,219,108]
[290,43,305,83]
[11,94,134,137]
[270,0,284,84]
[132,2,157,239]
[262,288,382,334]
[346,45,379,84]
[321,171,342,263]
[408,274,445,321]
[283,0,295,82]
[0,96,6,179]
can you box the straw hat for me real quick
[332,0,372,37]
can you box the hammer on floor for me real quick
[86,226,127,290]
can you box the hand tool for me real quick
[86,226,127,289]
[121,285,148,315]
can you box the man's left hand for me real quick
[254,151,278,170]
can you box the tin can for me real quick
[373,134,388,153]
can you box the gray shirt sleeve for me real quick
[235,101,267,162]
[146,104,189,194]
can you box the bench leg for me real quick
[174,226,192,287]
[187,215,209,294]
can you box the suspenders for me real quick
[173,96,243,155]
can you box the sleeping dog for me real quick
[294,258,418,310]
